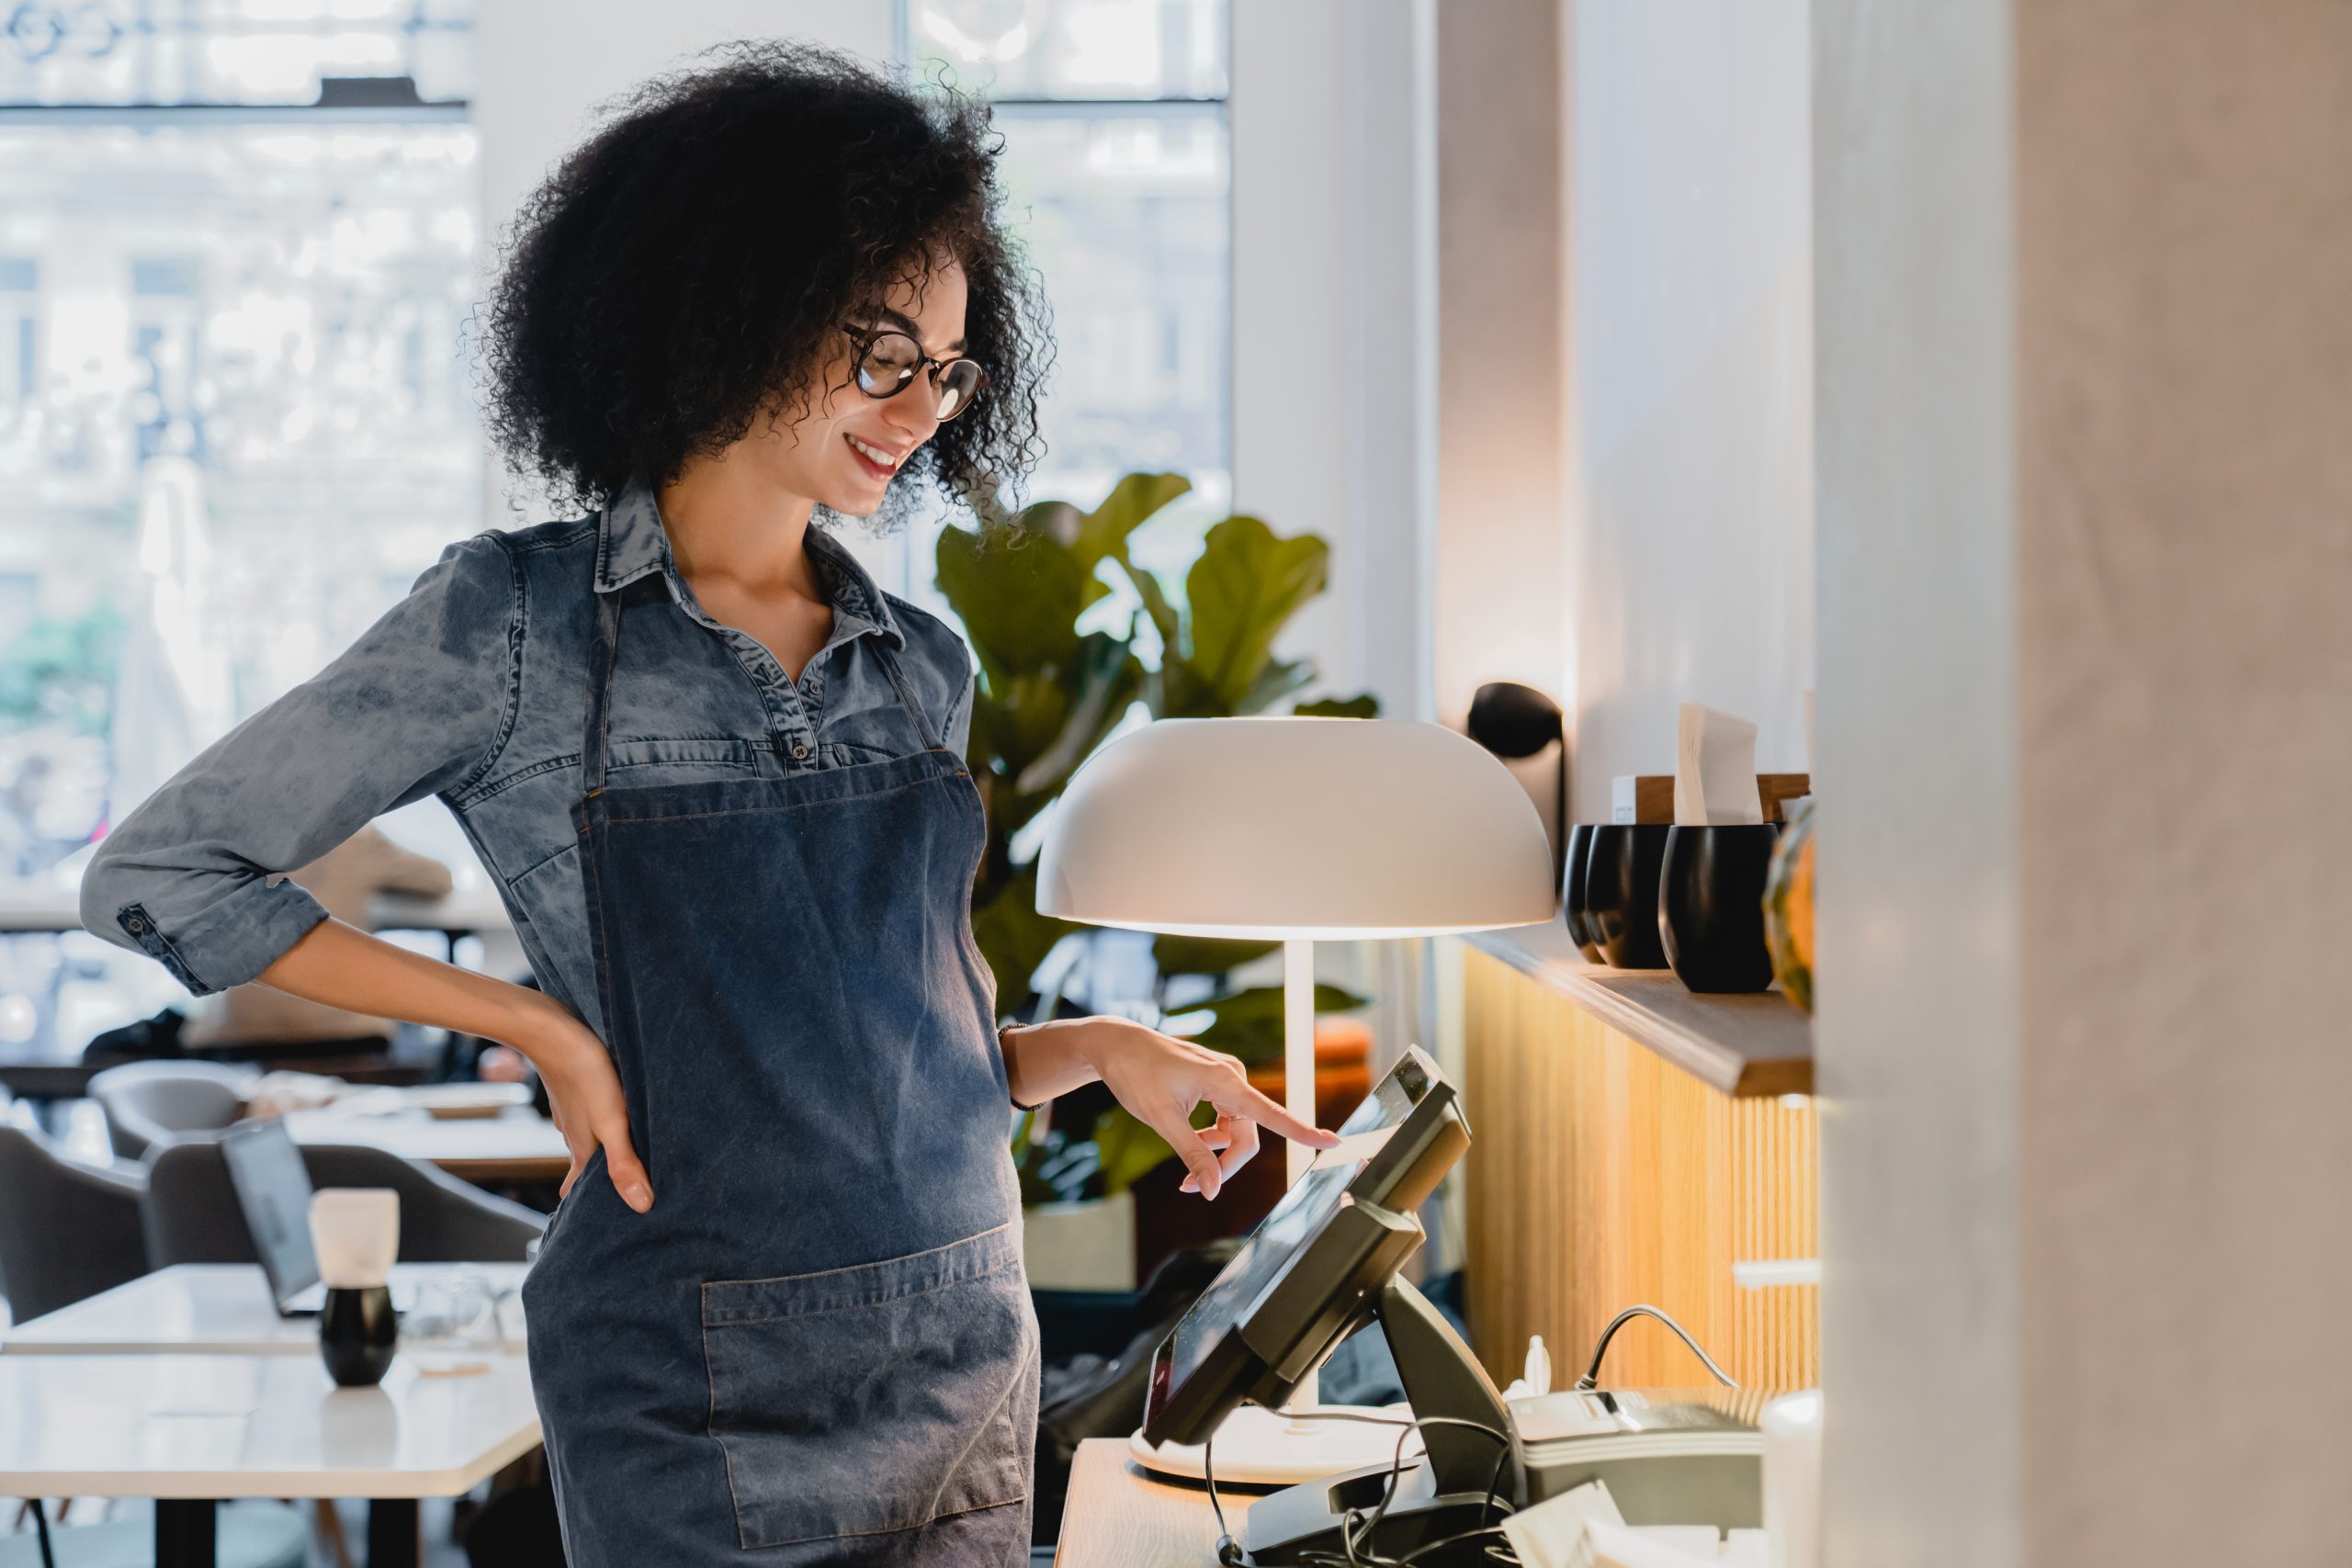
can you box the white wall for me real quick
[1565,0,1814,814]
[1233,0,1437,722]
[1430,0,1569,738]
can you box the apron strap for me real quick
[582,580,628,797]
[871,636,947,753]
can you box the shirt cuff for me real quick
[110,875,332,998]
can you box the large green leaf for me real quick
[1171,982,1374,1063]
[1076,472,1190,576]
[979,673,1074,784]
[1118,558,1183,654]
[1150,932,1281,977]
[1012,634,1146,797]
[1236,657,1317,716]
[936,523,1085,680]
[1295,694,1382,718]
[1185,517,1331,709]
[1007,500,1121,612]
[970,868,1083,1022]
[1150,654,1222,719]
[1092,1105,1188,1195]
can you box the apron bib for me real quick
[521,574,1036,1566]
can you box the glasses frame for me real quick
[838,322,989,422]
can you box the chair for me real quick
[0,1124,148,1322]
[0,1498,306,1568]
[142,1135,545,1268]
[87,1059,260,1160]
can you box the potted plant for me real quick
[938,473,1381,1273]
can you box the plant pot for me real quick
[1021,1190,1137,1292]
[319,1284,399,1387]
[1562,823,1604,963]
[1584,824,1671,969]
[1660,823,1783,993]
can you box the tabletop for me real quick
[283,1103,570,1183]
[3,1263,532,1357]
[1055,1438,1231,1568]
[0,1352,541,1498]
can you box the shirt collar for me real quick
[594,474,904,648]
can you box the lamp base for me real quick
[1127,1402,1422,1486]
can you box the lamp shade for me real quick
[1035,717,1559,939]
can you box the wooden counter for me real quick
[1453,928,1820,1393]
[1464,922,1813,1097]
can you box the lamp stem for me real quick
[1283,937,1316,1184]
[1283,936,1318,1411]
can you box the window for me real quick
[0,6,480,884]
[877,0,1232,628]
[1,3,481,1048]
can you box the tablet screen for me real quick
[1158,1053,1433,1395]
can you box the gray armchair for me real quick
[143,1135,545,1268]
[0,1123,148,1322]
[88,1059,260,1160]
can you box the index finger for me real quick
[1210,1077,1340,1148]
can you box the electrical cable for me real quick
[1201,1407,1522,1568]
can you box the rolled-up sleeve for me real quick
[79,532,518,996]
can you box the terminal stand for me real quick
[1240,1276,1526,1565]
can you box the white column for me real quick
[1816,2,2352,1562]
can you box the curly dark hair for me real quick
[477,39,1050,528]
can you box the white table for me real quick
[284,1103,571,1184]
[0,1351,540,1567]
[3,1263,532,1357]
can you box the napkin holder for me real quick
[311,1189,400,1386]
[1611,774,1811,826]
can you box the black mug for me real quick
[1562,824,1604,963]
[320,1284,399,1387]
[1583,824,1671,969]
[1659,823,1782,993]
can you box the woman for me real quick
[82,40,1335,1564]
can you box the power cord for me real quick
[1202,1409,1522,1568]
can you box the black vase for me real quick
[1659,823,1783,993]
[1583,825,1671,969]
[1562,824,1604,963]
[320,1284,399,1387]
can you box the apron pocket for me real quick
[698,1223,1032,1551]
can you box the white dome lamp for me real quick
[1035,715,1557,1476]
[1038,716,1559,1174]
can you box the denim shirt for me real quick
[79,476,977,1046]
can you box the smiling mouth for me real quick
[844,433,904,479]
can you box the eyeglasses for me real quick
[839,323,989,423]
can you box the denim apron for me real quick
[521,575,1037,1565]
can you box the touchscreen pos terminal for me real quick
[1138,1046,1521,1565]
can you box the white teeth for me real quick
[848,434,900,469]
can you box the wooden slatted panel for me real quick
[1460,947,1819,1393]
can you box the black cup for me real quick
[1659,823,1783,993]
[1561,824,1604,963]
[1583,824,1671,969]
[320,1284,399,1387]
